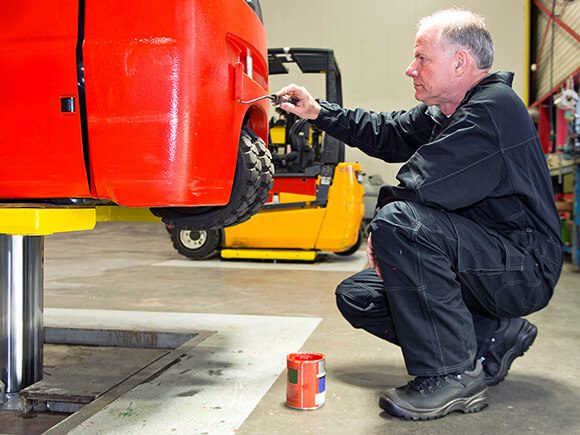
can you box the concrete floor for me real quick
[10,222,580,433]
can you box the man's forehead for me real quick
[414,27,442,50]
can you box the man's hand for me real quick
[275,84,321,120]
[367,233,383,279]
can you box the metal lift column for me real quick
[0,235,44,393]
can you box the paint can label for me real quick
[286,352,326,410]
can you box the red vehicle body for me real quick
[0,1,270,218]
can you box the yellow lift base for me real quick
[0,207,97,236]
[220,249,317,262]
[0,205,159,236]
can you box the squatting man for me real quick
[276,8,563,420]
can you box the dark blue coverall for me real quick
[313,72,563,377]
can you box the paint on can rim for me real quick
[286,352,326,410]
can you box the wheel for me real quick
[151,128,273,230]
[336,229,363,256]
[171,228,221,260]
[233,130,274,226]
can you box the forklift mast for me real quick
[268,48,345,166]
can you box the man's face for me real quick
[405,27,457,107]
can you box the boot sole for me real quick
[378,388,488,420]
[485,320,538,386]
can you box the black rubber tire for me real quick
[232,131,274,226]
[151,128,272,230]
[171,228,221,260]
[336,229,363,256]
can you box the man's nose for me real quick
[405,62,418,77]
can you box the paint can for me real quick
[286,352,326,410]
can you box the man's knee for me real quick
[369,202,420,260]
[335,272,381,327]
[370,201,452,255]
[336,273,398,344]
[335,276,363,326]
[370,201,418,236]
[335,270,390,328]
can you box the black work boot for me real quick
[378,360,488,420]
[481,317,537,386]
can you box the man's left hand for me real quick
[367,233,383,279]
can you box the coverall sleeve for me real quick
[313,100,434,163]
[386,103,504,210]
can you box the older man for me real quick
[277,8,563,420]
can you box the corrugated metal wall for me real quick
[532,0,580,103]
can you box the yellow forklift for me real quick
[169,48,364,261]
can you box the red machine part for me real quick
[84,0,269,206]
[268,177,318,202]
[0,0,269,207]
[0,1,89,199]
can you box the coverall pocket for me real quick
[529,231,563,289]
[493,230,555,317]
[498,230,532,271]
[455,231,514,273]
[448,214,519,273]
[493,251,549,317]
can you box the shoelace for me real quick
[408,375,451,394]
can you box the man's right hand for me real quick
[275,84,321,120]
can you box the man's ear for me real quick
[454,49,470,75]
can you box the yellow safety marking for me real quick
[220,249,317,261]
[0,208,96,236]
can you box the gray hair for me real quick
[418,8,494,69]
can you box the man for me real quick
[276,8,563,420]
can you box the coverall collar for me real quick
[426,71,515,123]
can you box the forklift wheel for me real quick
[335,230,362,256]
[171,228,221,260]
[151,128,271,230]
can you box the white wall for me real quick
[261,0,528,183]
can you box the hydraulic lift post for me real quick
[0,234,44,394]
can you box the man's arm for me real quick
[276,84,433,163]
[314,100,434,163]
